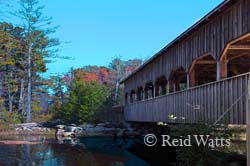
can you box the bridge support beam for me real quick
[190,69,196,87]
[173,84,176,92]
[167,84,170,94]
[142,90,145,101]
[220,60,228,79]
[216,61,220,81]
[187,74,190,89]
[153,86,156,98]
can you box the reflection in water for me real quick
[56,135,80,145]
[0,135,150,166]
[25,144,31,166]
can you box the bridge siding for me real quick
[124,73,249,124]
[124,0,250,93]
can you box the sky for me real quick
[27,0,224,76]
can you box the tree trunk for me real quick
[114,81,120,104]
[7,85,13,112]
[26,10,32,122]
[7,71,14,113]
[18,79,24,114]
[26,44,32,122]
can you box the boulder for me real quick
[56,125,65,129]
[15,122,38,129]
[56,129,65,136]
[63,132,75,137]
[64,126,82,133]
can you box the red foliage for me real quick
[72,68,113,85]
[64,58,142,87]
[84,72,98,83]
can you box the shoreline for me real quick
[0,128,55,136]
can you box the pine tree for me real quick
[13,0,59,121]
[61,72,108,124]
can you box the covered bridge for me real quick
[121,1,250,162]
[121,0,250,125]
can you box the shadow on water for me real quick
[0,135,151,166]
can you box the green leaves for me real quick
[59,74,108,124]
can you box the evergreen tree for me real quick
[60,72,108,124]
[13,0,59,121]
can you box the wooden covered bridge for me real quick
[120,1,250,162]
[121,0,250,162]
[121,0,250,125]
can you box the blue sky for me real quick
[40,0,224,76]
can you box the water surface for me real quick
[0,135,150,166]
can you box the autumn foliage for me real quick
[51,58,143,123]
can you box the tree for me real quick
[60,72,108,124]
[109,57,143,104]
[109,57,124,103]
[0,23,25,113]
[13,0,59,121]
[48,74,66,114]
[50,57,143,123]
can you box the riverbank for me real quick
[0,123,55,136]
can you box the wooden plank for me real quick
[246,74,250,166]
[197,87,201,122]
[233,78,238,124]
[239,76,243,124]
[247,123,250,166]
[221,80,225,123]
[214,83,218,123]
[196,89,199,122]
[229,79,233,123]
[201,86,205,122]
[228,45,250,50]
[208,85,212,123]
[225,79,229,124]
[216,82,220,123]
[205,85,209,123]
[213,83,216,123]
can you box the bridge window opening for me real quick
[169,67,187,93]
[125,93,128,104]
[145,82,154,99]
[130,90,136,103]
[227,54,250,77]
[136,87,144,101]
[155,76,168,96]
[189,54,217,87]
[221,34,250,78]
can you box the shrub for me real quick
[169,124,233,166]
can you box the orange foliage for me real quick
[70,66,120,86]
[84,72,98,83]
[99,67,109,77]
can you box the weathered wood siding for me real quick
[124,73,249,124]
[124,0,250,93]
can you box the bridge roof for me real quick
[120,0,236,83]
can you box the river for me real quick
[0,135,150,166]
